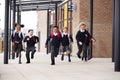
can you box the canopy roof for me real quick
[12,0,65,11]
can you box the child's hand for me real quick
[91,38,96,42]
[79,42,82,45]
[12,42,15,45]
[15,41,19,44]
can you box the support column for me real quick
[12,0,16,59]
[47,10,50,54]
[112,0,115,62]
[55,3,58,26]
[88,0,93,59]
[114,0,120,72]
[8,0,12,59]
[12,0,16,30]
[4,0,10,64]
[17,5,21,24]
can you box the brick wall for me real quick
[72,0,112,57]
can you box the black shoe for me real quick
[68,59,71,62]
[85,58,87,62]
[16,53,19,58]
[88,57,92,60]
[61,56,64,61]
[82,57,84,61]
[55,54,58,57]
[51,63,55,65]
[77,54,81,59]
[31,55,34,59]
[19,61,22,64]
[26,62,30,64]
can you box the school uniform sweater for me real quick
[76,30,91,46]
[24,36,39,47]
[12,31,23,44]
[46,32,61,48]
[61,33,73,46]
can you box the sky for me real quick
[0,0,37,34]
[0,0,5,30]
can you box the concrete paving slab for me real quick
[0,53,120,80]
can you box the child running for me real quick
[61,27,73,62]
[45,26,61,65]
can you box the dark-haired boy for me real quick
[45,26,61,65]
[24,29,39,63]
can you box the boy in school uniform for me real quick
[24,29,39,64]
[45,26,61,65]
[61,27,73,62]
[76,22,95,61]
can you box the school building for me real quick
[37,0,113,58]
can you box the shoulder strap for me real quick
[50,32,61,39]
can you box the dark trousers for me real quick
[77,43,82,56]
[26,47,36,62]
[77,43,88,60]
[51,46,59,64]
[82,44,88,60]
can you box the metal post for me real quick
[12,0,16,59]
[19,11,21,24]
[4,0,9,64]
[8,0,12,59]
[12,0,16,30]
[88,0,93,60]
[114,0,120,72]
[17,5,20,24]
[112,0,115,62]
[55,3,58,26]
[17,5,21,24]
[47,10,50,54]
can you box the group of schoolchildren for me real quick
[45,22,95,65]
[12,24,39,64]
[12,22,95,65]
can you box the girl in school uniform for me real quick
[61,27,73,62]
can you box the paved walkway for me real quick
[0,52,120,80]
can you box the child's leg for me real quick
[66,46,71,62]
[54,47,59,57]
[17,44,22,64]
[61,54,64,61]
[51,46,55,65]
[51,53,55,65]
[82,45,87,61]
[68,54,71,62]
[16,52,19,58]
[61,46,66,61]
[77,43,83,58]
[31,47,36,59]
[26,48,31,63]
[19,52,22,63]
[12,44,16,59]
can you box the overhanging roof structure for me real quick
[12,0,65,11]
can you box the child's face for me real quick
[53,27,58,33]
[63,28,68,33]
[29,31,33,36]
[80,25,86,30]
[15,25,21,31]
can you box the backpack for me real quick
[50,32,61,39]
